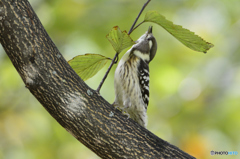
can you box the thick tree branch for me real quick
[0,0,195,158]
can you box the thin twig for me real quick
[96,53,118,93]
[96,0,151,93]
[128,0,151,35]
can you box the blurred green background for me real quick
[0,0,240,158]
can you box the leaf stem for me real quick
[130,21,145,34]
[96,0,151,93]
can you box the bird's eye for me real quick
[147,38,152,42]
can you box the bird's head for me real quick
[132,26,157,63]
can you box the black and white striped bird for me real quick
[113,26,157,127]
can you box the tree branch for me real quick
[0,0,195,158]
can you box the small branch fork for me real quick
[128,0,151,35]
[96,0,151,93]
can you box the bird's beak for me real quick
[148,26,153,34]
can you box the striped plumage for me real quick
[114,26,157,127]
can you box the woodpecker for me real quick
[114,26,157,127]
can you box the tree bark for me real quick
[0,0,195,158]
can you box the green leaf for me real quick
[68,54,111,81]
[144,11,214,53]
[106,26,135,53]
